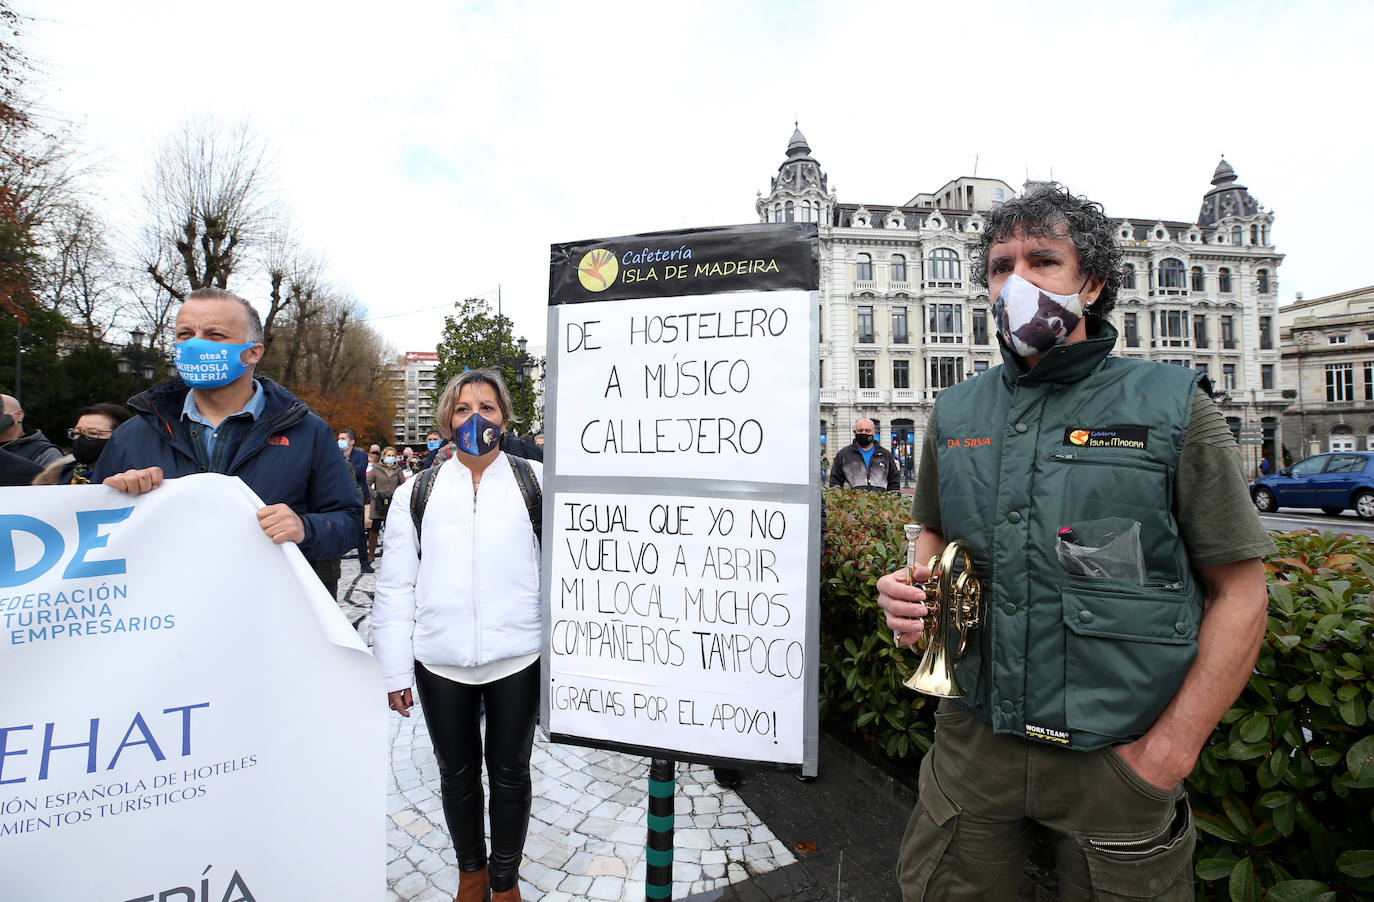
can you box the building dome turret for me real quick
[757,124,833,224]
[1211,157,1237,186]
[1198,156,1260,226]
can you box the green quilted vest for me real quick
[931,322,1204,751]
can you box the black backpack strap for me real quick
[409,465,440,560]
[507,455,543,548]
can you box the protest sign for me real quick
[0,476,386,901]
[544,224,820,772]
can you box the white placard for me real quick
[547,492,809,763]
[0,477,386,901]
[554,289,812,485]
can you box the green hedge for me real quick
[817,487,1374,899]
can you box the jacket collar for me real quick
[131,376,308,435]
[998,320,1119,388]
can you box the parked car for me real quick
[1250,451,1374,519]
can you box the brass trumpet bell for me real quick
[903,537,982,698]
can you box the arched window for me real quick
[927,248,961,281]
[801,201,812,222]
[1231,225,1242,246]
[890,254,908,283]
[1122,263,1136,290]
[1190,266,1205,292]
[774,204,782,222]
[785,201,795,222]
[1251,225,1260,245]
[1218,268,1232,293]
[855,253,873,282]
[1257,269,1270,293]
[1158,258,1186,291]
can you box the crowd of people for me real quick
[2,184,1276,901]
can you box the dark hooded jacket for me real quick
[92,377,362,562]
[1,427,63,467]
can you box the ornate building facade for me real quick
[756,128,1286,470]
[1277,286,1374,458]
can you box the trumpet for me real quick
[900,524,983,698]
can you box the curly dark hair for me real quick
[972,186,1124,323]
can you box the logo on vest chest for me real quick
[1064,426,1148,450]
[946,436,991,449]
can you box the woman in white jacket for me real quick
[372,369,542,902]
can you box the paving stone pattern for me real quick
[338,558,797,901]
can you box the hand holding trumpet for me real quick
[877,524,945,648]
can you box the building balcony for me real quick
[856,389,888,404]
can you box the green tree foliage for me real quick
[0,298,139,436]
[433,297,541,433]
[1191,529,1374,901]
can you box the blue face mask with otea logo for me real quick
[173,338,257,388]
[455,411,502,456]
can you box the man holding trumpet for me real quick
[876,186,1273,900]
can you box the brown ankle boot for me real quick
[490,887,520,902]
[455,865,489,902]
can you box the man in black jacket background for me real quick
[828,417,899,493]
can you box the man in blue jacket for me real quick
[94,288,362,598]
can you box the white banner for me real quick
[0,476,386,901]
[554,289,813,485]
[547,492,808,763]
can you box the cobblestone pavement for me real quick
[336,556,797,902]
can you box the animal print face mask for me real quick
[992,273,1085,358]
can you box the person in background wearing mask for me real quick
[372,369,542,902]
[367,446,404,563]
[93,288,362,600]
[421,427,445,468]
[0,393,64,467]
[828,417,899,492]
[36,402,133,485]
[875,187,1272,899]
[338,429,372,573]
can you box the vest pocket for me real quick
[1061,580,1199,740]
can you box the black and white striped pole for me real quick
[645,757,676,901]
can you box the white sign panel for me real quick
[554,289,812,485]
[0,477,386,901]
[547,492,809,763]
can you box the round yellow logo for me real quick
[1069,429,1090,446]
[578,249,619,292]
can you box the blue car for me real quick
[1251,451,1374,520]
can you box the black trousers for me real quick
[413,659,539,892]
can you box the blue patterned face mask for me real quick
[173,338,257,388]
[455,411,502,456]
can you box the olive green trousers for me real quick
[898,703,1195,901]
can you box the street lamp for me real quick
[117,328,158,393]
[513,337,538,432]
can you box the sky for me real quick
[14,0,1373,358]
